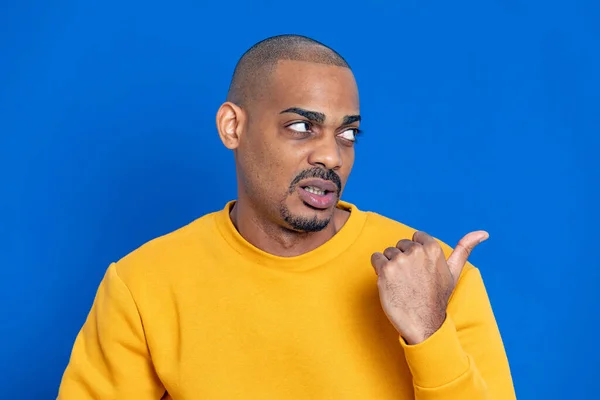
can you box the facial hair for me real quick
[279,167,342,232]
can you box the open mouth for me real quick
[301,186,331,196]
[297,183,337,210]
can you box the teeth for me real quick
[304,186,325,195]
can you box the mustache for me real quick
[288,167,342,194]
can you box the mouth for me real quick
[302,186,332,196]
[296,179,339,210]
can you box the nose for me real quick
[307,136,343,170]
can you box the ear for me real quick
[216,101,245,150]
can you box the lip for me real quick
[297,186,337,210]
[296,179,338,193]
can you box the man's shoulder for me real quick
[358,206,419,239]
[356,204,458,260]
[112,208,222,282]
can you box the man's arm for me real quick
[400,265,516,399]
[371,231,516,399]
[58,263,165,399]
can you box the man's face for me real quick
[237,60,360,232]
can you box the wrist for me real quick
[399,316,470,388]
[403,313,446,345]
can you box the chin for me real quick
[280,203,333,233]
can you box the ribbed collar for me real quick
[213,200,367,271]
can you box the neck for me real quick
[229,198,349,257]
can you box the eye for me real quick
[338,128,360,142]
[288,121,311,133]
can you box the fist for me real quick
[371,230,488,345]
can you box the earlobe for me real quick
[216,102,245,150]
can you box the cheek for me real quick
[242,139,294,190]
[341,147,355,172]
[252,142,285,178]
[336,149,354,190]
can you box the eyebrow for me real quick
[280,107,325,124]
[342,115,361,125]
[280,107,361,126]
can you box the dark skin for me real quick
[217,60,360,256]
[216,59,489,345]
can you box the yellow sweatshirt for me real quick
[59,200,515,399]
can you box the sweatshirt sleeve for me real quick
[399,266,516,399]
[58,263,165,399]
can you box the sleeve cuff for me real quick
[399,315,470,388]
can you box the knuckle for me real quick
[415,230,430,241]
[382,260,402,275]
[412,243,424,254]
[456,244,472,257]
[380,263,394,277]
[370,254,380,265]
[458,238,475,252]
[425,241,442,256]
[395,239,409,248]
[383,247,396,258]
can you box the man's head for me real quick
[216,34,360,233]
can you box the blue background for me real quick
[1,0,598,398]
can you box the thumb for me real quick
[447,230,489,283]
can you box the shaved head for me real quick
[226,34,351,106]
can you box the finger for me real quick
[383,246,402,259]
[370,252,388,276]
[396,239,417,253]
[412,231,437,246]
[447,230,489,282]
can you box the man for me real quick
[59,34,516,399]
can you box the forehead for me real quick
[264,60,360,117]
